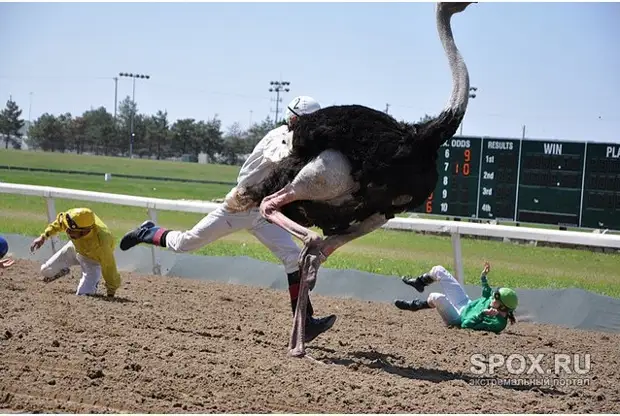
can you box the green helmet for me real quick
[495,287,518,311]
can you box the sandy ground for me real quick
[1,259,619,413]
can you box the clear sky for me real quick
[1,1,618,143]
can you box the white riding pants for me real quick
[40,241,102,296]
[164,206,301,273]
[426,265,471,326]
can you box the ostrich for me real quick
[238,1,475,358]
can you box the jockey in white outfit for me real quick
[119,96,336,343]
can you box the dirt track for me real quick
[1,259,619,413]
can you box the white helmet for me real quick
[284,96,321,124]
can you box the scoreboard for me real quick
[413,136,620,231]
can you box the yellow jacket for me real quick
[41,210,121,294]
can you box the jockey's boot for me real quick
[402,273,435,293]
[304,314,337,343]
[120,221,170,251]
[394,299,431,311]
[43,267,71,283]
[287,270,337,343]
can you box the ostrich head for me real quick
[437,2,476,15]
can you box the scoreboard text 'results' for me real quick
[413,136,620,230]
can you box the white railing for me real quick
[2,182,620,284]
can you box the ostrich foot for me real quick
[286,350,326,366]
[288,346,306,358]
[301,354,327,365]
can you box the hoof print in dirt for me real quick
[124,363,142,372]
[87,369,104,379]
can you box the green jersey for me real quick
[459,274,508,334]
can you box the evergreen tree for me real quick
[0,97,25,149]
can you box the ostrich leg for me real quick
[261,184,324,249]
[259,150,357,357]
[260,149,357,289]
[288,213,388,357]
[288,244,321,357]
[317,213,388,258]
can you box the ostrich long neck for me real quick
[436,6,470,115]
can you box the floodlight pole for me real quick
[269,80,290,125]
[119,72,151,158]
[459,86,477,136]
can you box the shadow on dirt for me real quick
[88,294,137,304]
[312,347,565,396]
[53,289,137,303]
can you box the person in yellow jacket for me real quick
[30,207,121,297]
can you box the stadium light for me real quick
[119,72,151,158]
[269,80,290,125]
[460,86,477,136]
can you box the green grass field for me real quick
[0,149,239,182]
[2,149,620,298]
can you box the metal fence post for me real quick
[451,232,465,285]
[148,207,162,276]
[45,197,60,253]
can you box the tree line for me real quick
[0,96,436,166]
[0,96,279,166]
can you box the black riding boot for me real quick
[394,299,431,311]
[402,273,435,293]
[287,270,337,343]
[119,221,170,251]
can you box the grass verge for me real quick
[1,152,619,298]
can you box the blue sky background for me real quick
[1,1,618,143]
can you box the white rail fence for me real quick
[2,182,620,284]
